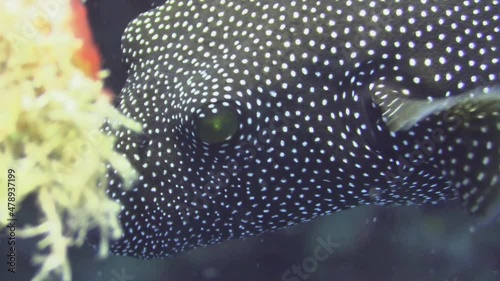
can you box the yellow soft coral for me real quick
[0,1,140,280]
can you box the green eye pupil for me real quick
[195,107,239,144]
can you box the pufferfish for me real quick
[102,0,500,258]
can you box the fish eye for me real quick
[193,101,240,145]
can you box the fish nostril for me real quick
[137,133,150,155]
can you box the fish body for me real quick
[104,0,500,258]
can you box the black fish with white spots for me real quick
[103,0,500,258]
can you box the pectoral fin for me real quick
[370,83,500,132]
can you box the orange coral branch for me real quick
[69,0,101,80]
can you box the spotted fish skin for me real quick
[104,0,500,258]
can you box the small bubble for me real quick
[202,267,219,280]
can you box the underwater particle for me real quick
[202,267,220,280]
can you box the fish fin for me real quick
[371,82,500,217]
[442,90,500,217]
[370,83,500,132]
[458,166,499,217]
[470,185,500,229]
